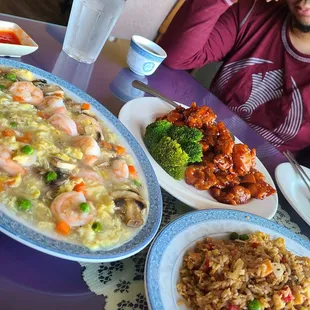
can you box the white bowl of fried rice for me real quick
[145,210,310,310]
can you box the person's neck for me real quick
[289,20,310,55]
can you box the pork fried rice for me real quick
[177,232,310,310]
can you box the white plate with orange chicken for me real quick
[119,97,278,219]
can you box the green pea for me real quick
[80,202,90,213]
[92,222,102,233]
[133,180,142,187]
[239,234,250,241]
[230,232,239,240]
[0,84,6,90]
[10,122,17,128]
[5,73,16,82]
[248,299,261,310]
[21,145,34,155]
[17,198,31,211]
[45,171,57,183]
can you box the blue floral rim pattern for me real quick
[0,58,163,262]
[130,40,165,63]
[145,209,310,310]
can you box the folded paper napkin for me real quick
[79,190,308,310]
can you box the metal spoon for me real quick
[131,80,179,108]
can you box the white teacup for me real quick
[126,35,167,76]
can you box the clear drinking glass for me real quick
[63,0,126,64]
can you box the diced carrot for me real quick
[128,165,136,175]
[55,220,71,235]
[13,96,25,103]
[115,145,125,155]
[261,259,273,277]
[16,136,28,143]
[2,128,16,137]
[81,103,90,110]
[54,93,63,98]
[6,179,16,186]
[73,182,86,193]
[16,132,32,143]
[251,242,259,248]
[102,141,112,150]
[0,182,6,192]
[37,111,48,119]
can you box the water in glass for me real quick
[63,0,125,64]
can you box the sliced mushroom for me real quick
[51,157,77,171]
[75,114,103,142]
[33,81,64,96]
[32,79,47,87]
[69,102,82,113]
[82,110,97,119]
[97,150,117,167]
[49,168,71,187]
[111,190,147,228]
[34,167,70,187]
[43,85,64,97]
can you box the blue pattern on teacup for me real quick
[130,41,164,63]
[143,62,155,73]
[0,58,163,262]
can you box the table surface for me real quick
[0,13,309,310]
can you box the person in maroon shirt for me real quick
[159,0,310,160]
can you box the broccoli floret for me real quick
[144,120,172,149]
[167,125,203,163]
[149,136,188,180]
[182,142,203,163]
[161,164,187,180]
[168,125,203,144]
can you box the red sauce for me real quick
[0,31,21,45]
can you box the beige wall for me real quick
[112,0,177,40]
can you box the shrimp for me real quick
[0,147,26,176]
[75,168,104,184]
[50,191,96,227]
[112,159,129,179]
[75,114,103,141]
[48,113,78,136]
[72,136,100,166]
[39,96,67,116]
[9,82,43,106]
[75,168,104,200]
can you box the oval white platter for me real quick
[0,58,162,262]
[119,97,278,219]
